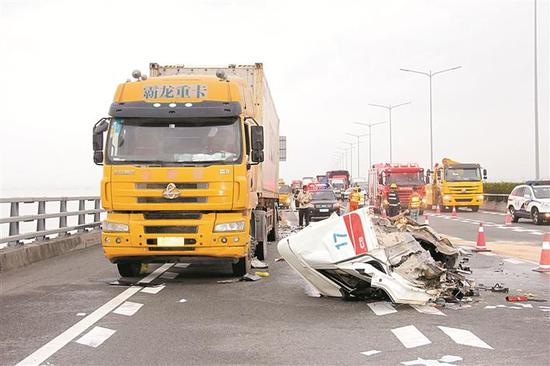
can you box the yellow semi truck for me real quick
[426,158,486,212]
[92,63,280,277]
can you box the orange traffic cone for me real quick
[436,205,441,214]
[424,214,430,226]
[504,213,512,226]
[451,206,458,218]
[473,223,491,252]
[533,234,550,273]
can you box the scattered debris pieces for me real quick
[278,209,476,305]
[478,283,509,293]
[255,271,270,277]
[274,257,286,262]
[218,273,264,283]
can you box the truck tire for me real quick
[117,262,141,277]
[267,205,279,242]
[232,255,251,276]
[471,206,479,212]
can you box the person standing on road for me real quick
[387,183,401,217]
[297,186,312,227]
[349,187,361,212]
[409,189,421,221]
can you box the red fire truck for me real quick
[368,163,426,214]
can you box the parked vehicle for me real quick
[309,189,340,220]
[426,158,486,212]
[327,170,350,199]
[93,63,280,277]
[507,181,550,225]
[278,184,292,209]
[368,163,426,214]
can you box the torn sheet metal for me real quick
[277,209,473,305]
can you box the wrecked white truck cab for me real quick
[278,209,470,305]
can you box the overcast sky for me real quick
[0,0,548,196]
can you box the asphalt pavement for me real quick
[1,210,549,366]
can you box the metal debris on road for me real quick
[278,209,476,305]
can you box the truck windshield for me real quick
[106,117,242,165]
[279,185,291,194]
[386,172,424,186]
[445,168,481,182]
[533,186,550,199]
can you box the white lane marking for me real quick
[391,325,431,348]
[15,263,173,366]
[539,306,550,309]
[411,304,446,316]
[484,306,497,309]
[360,350,381,356]
[438,326,493,349]
[141,284,166,294]
[15,286,142,366]
[113,301,143,316]
[75,326,116,348]
[479,252,496,256]
[440,355,463,363]
[160,272,178,280]
[504,258,525,264]
[174,263,190,268]
[496,305,507,308]
[179,298,187,303]
[509,306,522,309]
[76,313,86,317]
[528,231,544,235]
[367,302,398,316]
[515,304,532,308]
[138,263,174,284]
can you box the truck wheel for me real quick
[532,208,541,225]
[471,206,479,212]
[267,205,279,242]
[232,255,251,276]
[117,262,141,277]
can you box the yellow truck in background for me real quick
[92,63,280,277]
[426,158,486,212]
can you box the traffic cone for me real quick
[424,214,429,226]
[533,234,550,273]
[451,206,458,218]
[504,213,512,226]
[436,205,441,214]
[473,223,491,252]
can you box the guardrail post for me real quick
[36,200,46,241]
[94,199,100,224]
[78,199,85,232]
[58,199,68,237]
[8,202,20,247]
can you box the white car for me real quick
[507,182,550,225]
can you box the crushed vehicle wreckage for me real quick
[277,209,475,305]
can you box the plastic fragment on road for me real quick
[255,271,270,277]
[241,273,262,281]
[360,350,381,356]
[277,208,474,305]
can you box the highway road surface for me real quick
[1,210,549,366]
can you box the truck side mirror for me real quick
[93,118,110,165]
[482,168,487,180]
[250,125,264,163]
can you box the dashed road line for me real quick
[75,326,116,348]
[138,263,174,284]
[504,258,525,264]
[411,304,446,316]
[360,350,381,356]
[391,325,431,348]
[367,302,397,316]
[141,284,166,294]
[438,326,493,349]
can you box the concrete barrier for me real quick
[0,231,101,272]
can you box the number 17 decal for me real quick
[332,233,349,250]
[343,213,368,255]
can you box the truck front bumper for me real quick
[441,194,484,207]
[101,212,250,263]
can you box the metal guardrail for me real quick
[483,193,509,203]
[0,197,104,247]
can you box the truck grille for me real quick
[448,186,479,194]
[137,197,207,204]
[144,226,198,234]
[135,183,208,189]
[143,212,202,220]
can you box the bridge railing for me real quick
[0,197,105,248]
[483,193,509,203]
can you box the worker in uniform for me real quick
[387,183,401,217]
[297,185,312,227]
[409,189,421,221]
[349,187,361,212]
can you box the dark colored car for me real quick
[309,189,340,220]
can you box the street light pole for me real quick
[353,121,387,169]
[400,66,461,167]
[534,0,540,179]
[340,142,355,177]
[346,133,369,178]
[368,102,411,164]
[337,148,349,171]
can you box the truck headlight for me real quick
[102,221,129,232]
[443,195,451,201]
[477,194,484,201]
[422,198,427,204]
[214,221,245,232]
